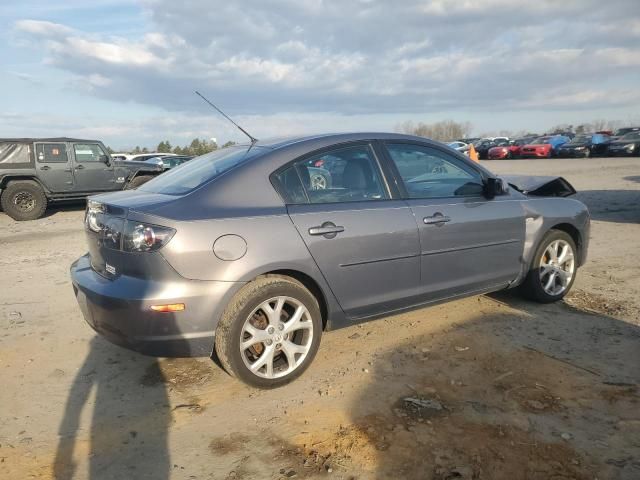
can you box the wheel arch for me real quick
[0,175,48,193]
[260,269,330,330]
[549,222,582,262]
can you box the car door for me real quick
[34,142,74,192]
[71,143,116,192]
[382,141,525,301]
[274,142,422,319]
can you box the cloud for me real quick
[10,0,640,121]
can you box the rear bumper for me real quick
[70,254,244,357]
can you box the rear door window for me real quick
[274,144,389,204]
[36,143,69,163]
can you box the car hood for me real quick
[609,140,637,146]
[503,175,576,197]
[523,143,549,148]
[562,142,589,148]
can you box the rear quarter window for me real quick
[138,146,264,195]
[0,143,32,165]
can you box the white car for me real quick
[447,141,469,152]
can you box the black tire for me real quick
[214,275,323,388]
[125,175,153,190]
[519,229,578,303]
[1,180,47,221]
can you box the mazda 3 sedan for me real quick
[71,133,590,388]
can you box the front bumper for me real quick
[70,254,244,357]
[558,149,589,158]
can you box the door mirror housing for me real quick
[483,177,508,199]
[99,154,111,165]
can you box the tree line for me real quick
[107,138,236,156]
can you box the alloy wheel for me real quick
[240,296,314,379]
[13,191,36,212]
[539,239,575,296]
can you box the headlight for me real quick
[575,146,586,150]
[123,221,175,252]
[625,143,636,150]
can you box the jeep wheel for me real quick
[125,175,154,190]
[1,181,47,221]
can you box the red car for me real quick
[488,138,534,159]
[520,136,554,158]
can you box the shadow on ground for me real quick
[261,293,640,479]
[574,189,640,223]
[52,337,171,479]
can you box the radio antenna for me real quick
[195,91,258,144]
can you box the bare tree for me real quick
[396,120,473,141]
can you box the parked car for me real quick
[606,131,640,156]
[557,134,610,158]
[476,139,509,159]
[124,152,177,162]
[71,132,590,388]
[612,127,640,140]
[0,137,163,221]
[157,155,194,170]
[487,137,535,159]
[447,141,469,153]
[520,135,570,158]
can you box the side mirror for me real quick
[484,177,508,199]
[99,154,110,165]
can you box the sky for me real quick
[1,0,639,149]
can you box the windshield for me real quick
[568,135,590,144]
[531,137,549,144]
[620,132,640,141]
[138,146,264,195]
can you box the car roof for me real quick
[0,137,102,143]
[232,132,447,150]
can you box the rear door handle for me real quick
[75,164,85,170]
[40,166,50,171]
[423,213,451,226]
[309,222,344,239]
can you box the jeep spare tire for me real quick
[1,180,48,221]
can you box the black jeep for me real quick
[0,138,163,220]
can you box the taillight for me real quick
[123,221,175,252]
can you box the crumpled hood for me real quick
[503,175,576,197]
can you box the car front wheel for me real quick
[215,275,322,388]
[519,230,577,303]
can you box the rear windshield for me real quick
[139,146,264,195]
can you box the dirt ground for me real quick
[1,157,639,480]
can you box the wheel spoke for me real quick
[539,264,553,277]
[241,323,270,350]
[544,272,557,293]
[556,268,569,286]
[262,297,285,325]
[283,305,311,335]
[557,248,574,265]
[249,345,276,377]
[280,340,307,372]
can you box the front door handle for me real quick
[309,222,344,239]
[75,164,85,170]
[423,212,451,226]
[40,166,50,171]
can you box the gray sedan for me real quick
[71,133,590,388]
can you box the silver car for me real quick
[71,133,590,388]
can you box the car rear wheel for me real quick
[1,180,47,221]
[214,275,322,388]
[519,230,577,303]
